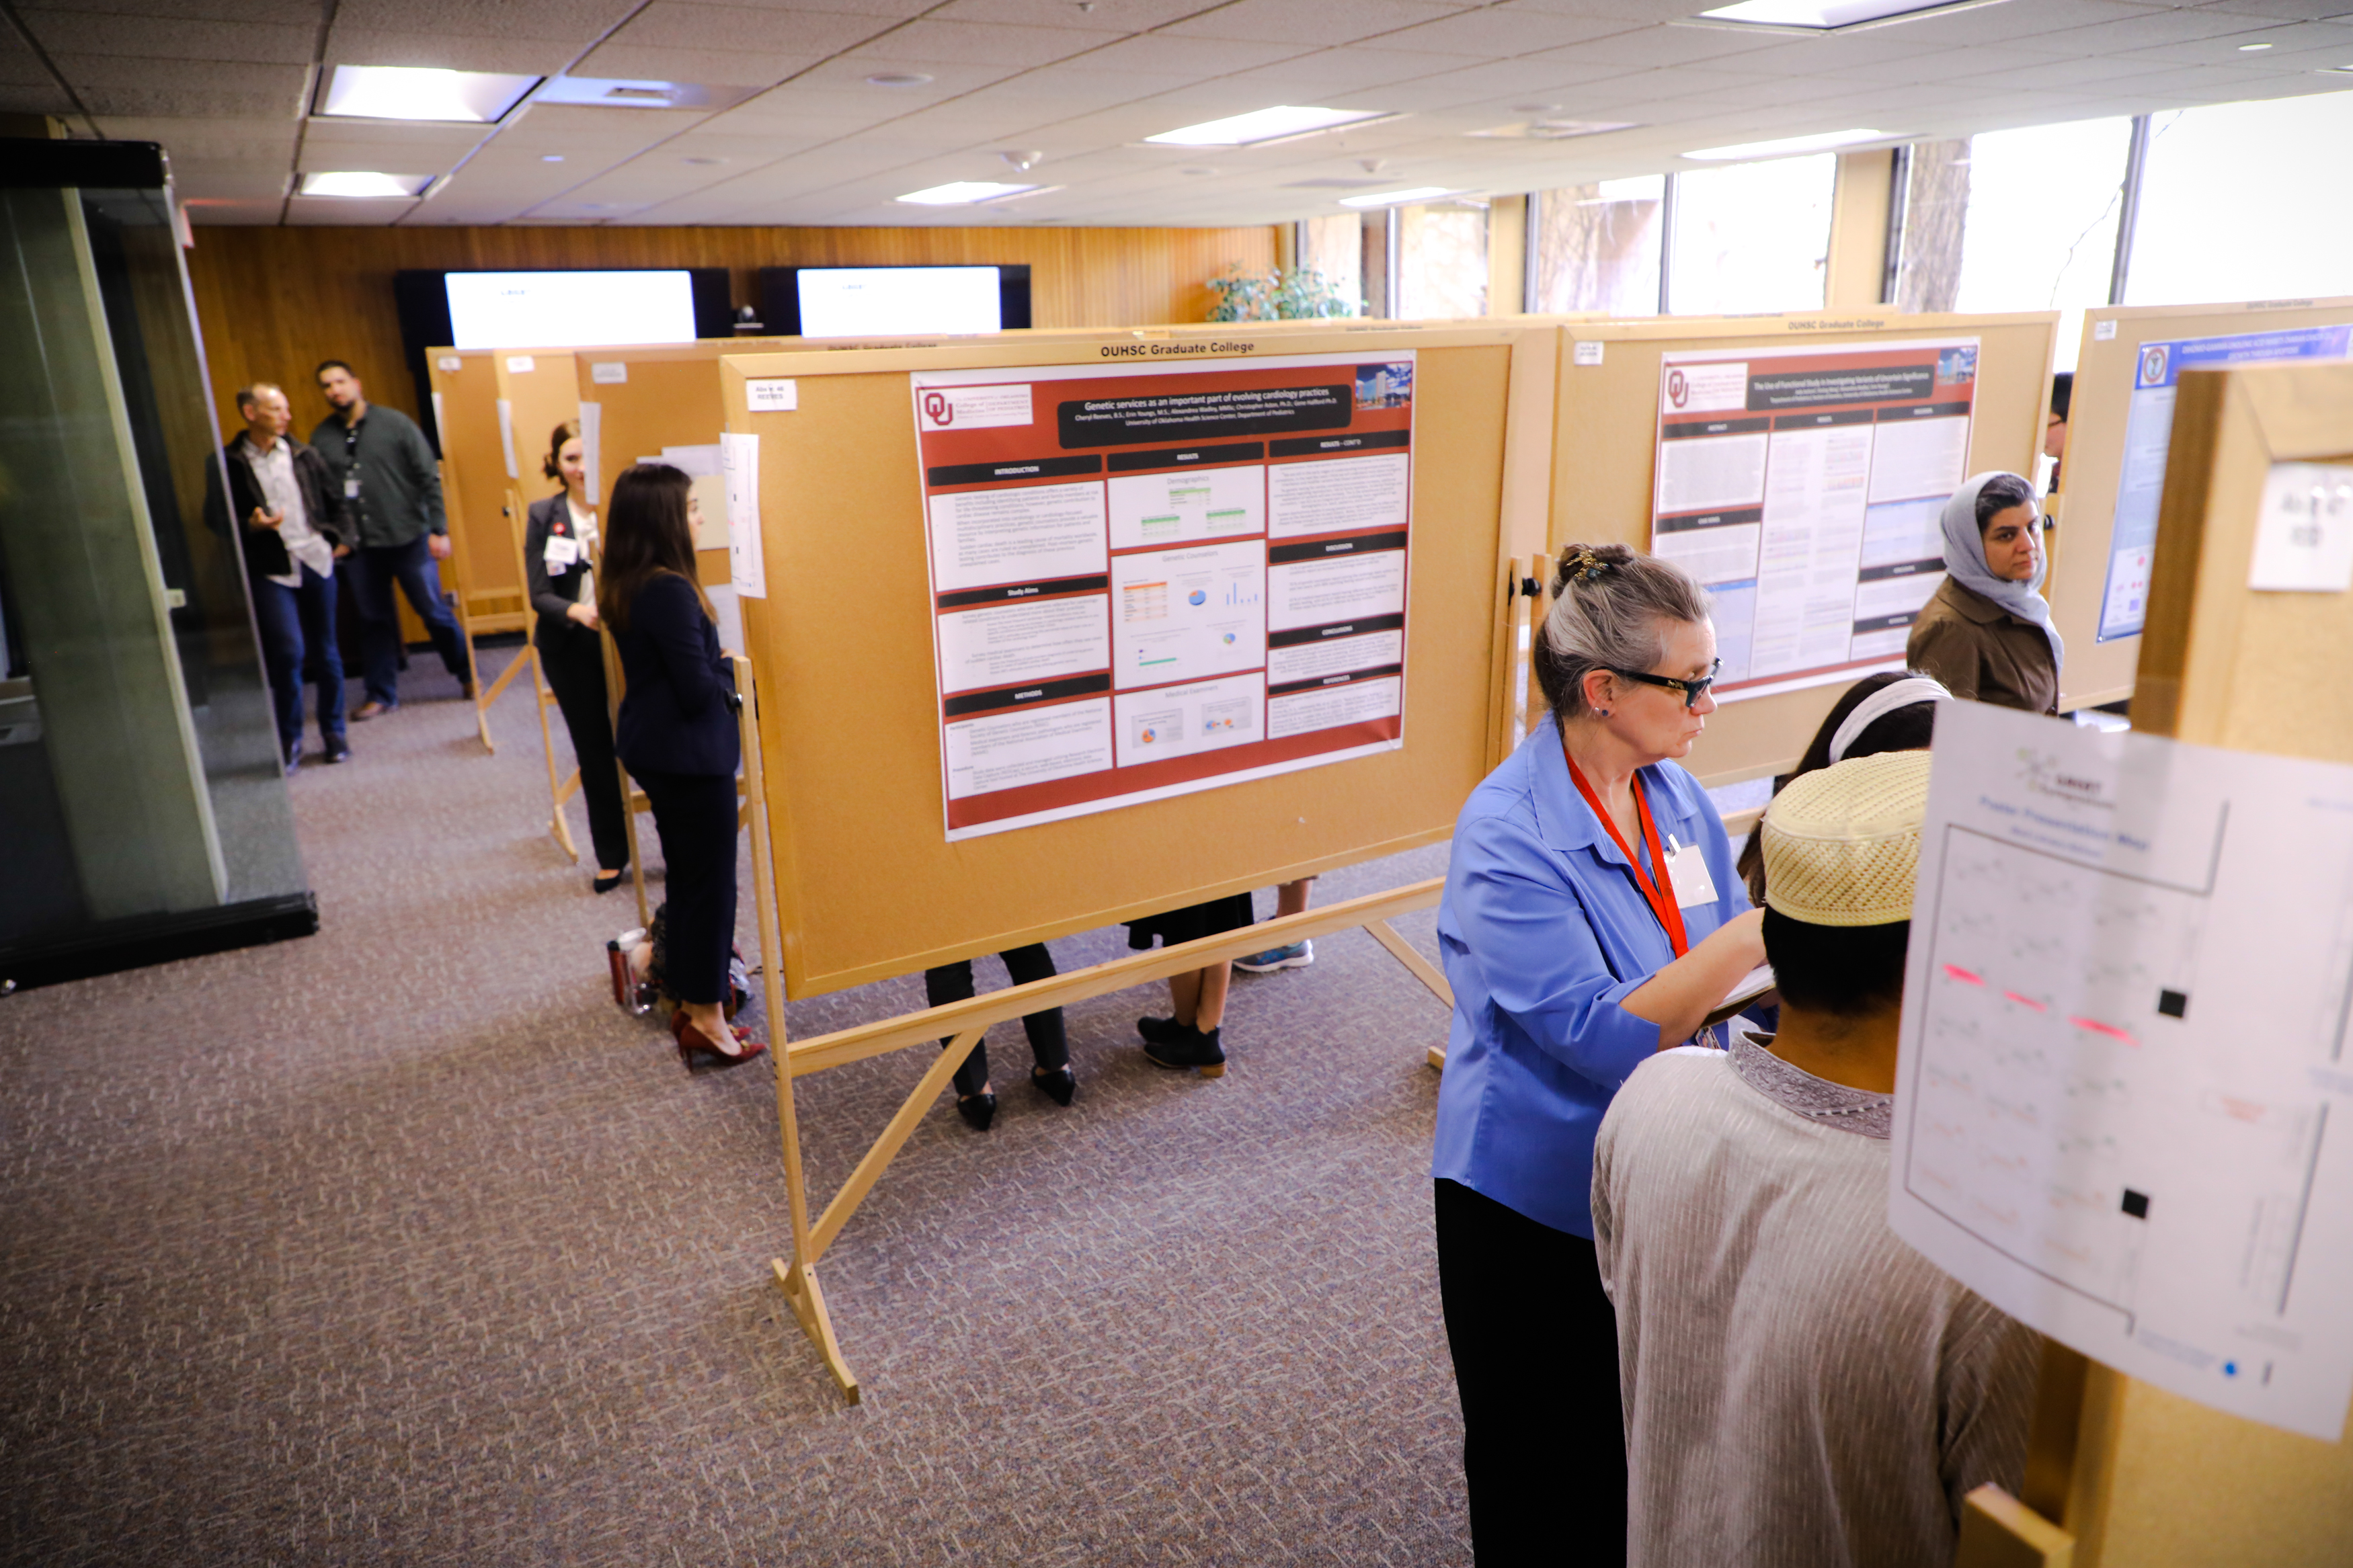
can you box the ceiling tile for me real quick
[180,198,290,223]
[17,10,315,65]
[928,0,1222,27]
[320,28,577,75]
[1160,0,1470,47]
[569,44,829,85]
[152,158,291,199]
[838,17,1121,65]
[1879,0,2169,47]
[1068,31,1314,77]
[1376,7,1642,56]
[502,101,715,137]
[298,120,491,169]
[2036,7,2288,50]
[286,193,419,222]
[330,0,627,39]
[604,3,898,54]
[1531,24,1781,69]
[54,54,309,118]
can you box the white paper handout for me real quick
[719,432,762,599]
[1890,700,2353,1440]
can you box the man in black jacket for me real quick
[309,359,473,718]
[204,382,356,772]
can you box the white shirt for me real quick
[1593,1032,2039,1568]
[247,436,333,587]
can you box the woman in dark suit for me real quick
[524,421,629,893]
[599,463,764,1069]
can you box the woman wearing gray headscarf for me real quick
[1905,471,2062,714]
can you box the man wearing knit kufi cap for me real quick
[1593,751,2040,1568]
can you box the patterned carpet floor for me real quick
[0,649,1472,1565]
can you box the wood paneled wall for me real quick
[185,224,1278,435]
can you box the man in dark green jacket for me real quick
[309,360,473,718]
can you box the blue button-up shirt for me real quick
[1432,715,1751,1237]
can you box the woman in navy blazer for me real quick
[599,464,763,1069]
[524,422,628,892]
[1431,543,1765,1563]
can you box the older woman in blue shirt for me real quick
[1433,542,1764,1565]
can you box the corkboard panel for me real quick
[2050,296,2353,712]
[2061,358,2353,1567]
[420,349,522,633]
[1546,310,2060,788]
[715,325,1548,997]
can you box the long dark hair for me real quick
[543,419,580,485]
[1734,669,1939,906]
[598,464,709,633]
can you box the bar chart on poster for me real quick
[1890,702,2353,1440]
[2096,323,2353,641]
[1649,338,1981,702]
[912,353,1416,841]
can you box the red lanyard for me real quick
[1564,743,1689,958]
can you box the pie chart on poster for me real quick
[1188,589,1207,606]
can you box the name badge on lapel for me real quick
[545,534,581,573]
[1664,835,1718,909]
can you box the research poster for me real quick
[1650,338,1981,702]
[1891,702,2353,1440]
[913,353,1414,841]
[2095,323,2353,642]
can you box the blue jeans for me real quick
[351,534,469,705]
[253,561,345,755]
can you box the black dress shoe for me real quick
[956,1091,997,1130]
[592,869,625,895]
[1143,1024,1226,1079]
[1031,1065,1076,1106]
[1136,1014,1185,1044]
[324,738,352,764]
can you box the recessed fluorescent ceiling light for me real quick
[1684,128,1891,159]
[300,171,432,198]
[1339,185,1453,207]
[1147,106,1390,147]
[318,65,538,123]
[534,77,756,110]
[1696,0,2003,28]
[895,181,1044,205]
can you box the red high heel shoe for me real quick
[671,1009,766,1069]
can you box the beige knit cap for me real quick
[1761,749,1932,927]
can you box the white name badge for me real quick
[1665,839,1718,909]
[344,477,360,498]
[544,534,580,572]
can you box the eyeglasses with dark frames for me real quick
[1607,658,1723,710]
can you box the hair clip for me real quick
[1566,546,1604,584]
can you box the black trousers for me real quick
[635,768,737,1007]
[1433,1178,1626,1567]
[924,944,1066,1098]
[536,626,629,873]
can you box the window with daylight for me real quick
[2126,90,2353,309]
[1666,153,1835,315]
[1298,212,1364,316]
[1893,118,2132,372]
[1531,176,1664,315]
[1394,199,1490,320]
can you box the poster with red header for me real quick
[912,352,1414,841]
[1650,337,1980,702]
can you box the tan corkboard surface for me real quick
[716,326,1541,997]
[1546,311,2059,787]
[2050,296,2353,712]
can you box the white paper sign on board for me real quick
[1890,700,2353,1441]
[578,401,602,505]
[506,355,534,374]
[590,361,627,384]
[495,398,518,479]
[2249,461,2353,593]
[721,432,762,599]
[746,378,798,412]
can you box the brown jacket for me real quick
[1905,577,2058,714]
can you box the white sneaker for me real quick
[1234,940,1314,973]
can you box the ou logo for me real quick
[1667,368,1689,409]
[922,390,954,427]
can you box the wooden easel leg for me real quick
[525,644,581,862]
[621,763,649,929]
[771,1257,861,1404]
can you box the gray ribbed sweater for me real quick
[1593,1034,2040,1568]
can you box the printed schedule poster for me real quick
[913,352,1413,840]
[1651,338,1981,702]
[2096,324,2352,643]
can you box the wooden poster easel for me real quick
[1956,358,2353,1568]
[714,323,1552,1396]
[1546,311,2060,791]
[2044,295,2353,712]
